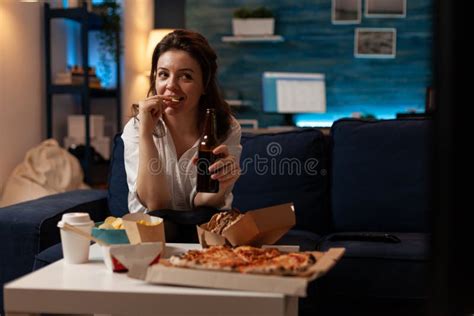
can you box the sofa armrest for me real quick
[0,189,109,294]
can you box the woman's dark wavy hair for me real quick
[136,29,233,141]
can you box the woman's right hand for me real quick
[137,95,170,136]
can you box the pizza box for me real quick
[142,247,345,297]
[197,203,296,247]
[101,242,163,278]
[122,213,166,246]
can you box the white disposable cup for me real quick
[58,212,94,264]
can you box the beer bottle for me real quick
[197,108,219,193]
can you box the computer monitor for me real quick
[262,72,326,113]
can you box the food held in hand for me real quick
[170,96,183,102]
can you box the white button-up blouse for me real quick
[121,117,242,213]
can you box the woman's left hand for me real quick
[193,144,241,191]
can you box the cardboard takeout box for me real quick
[101,242,163,277]
[122,213,166,246]
[197,203,296,247]
[144,247,345,297]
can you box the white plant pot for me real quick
[232,18,275,36]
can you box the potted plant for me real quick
[92,1,122,87]
[232,6,275,36]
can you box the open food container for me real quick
[92,222,129,245]
[144,247,345,297]
[197,203,296,247]
[122,213,166,246]
[101,242,163,278]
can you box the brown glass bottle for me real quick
[197,108,219,193]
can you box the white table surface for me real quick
[4,243,298,316]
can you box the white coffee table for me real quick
[4,243,298,316]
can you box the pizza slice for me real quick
[169,245,246,271]
[233,245,282,262]
[169,245,318,276]
[237,252,317,276]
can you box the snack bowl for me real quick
[92,221,130,245]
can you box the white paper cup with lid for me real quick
[57,212,94,264]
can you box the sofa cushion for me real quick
[275,229,321,251]
[233,129,331,235]
[33,242,63,271]
[317,232,429,300]
[330,119,433,232]
[107,134,129,217]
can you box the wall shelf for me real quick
[221,35,284,43]
[50,85,117,98]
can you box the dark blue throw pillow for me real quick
[233,128,331,235]
[107,134,129,217]
[330,118,433,232]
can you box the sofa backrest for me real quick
[107,134,129,217]
[232,128,331,235]
[108,129,332,236]
[330,118,433,233]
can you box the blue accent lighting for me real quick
[64,0,117,88]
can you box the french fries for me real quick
[98,216,161,229]
[98,216,124,230]
[136,219,160,226]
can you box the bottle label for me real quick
[197,150,219,193]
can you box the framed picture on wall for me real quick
[354,28,397,58]
[332,0,361,24]
[365,0,406,18]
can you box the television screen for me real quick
[262,72,326,113]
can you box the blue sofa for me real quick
[0,118,432,315]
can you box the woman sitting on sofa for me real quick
[121,30,242,241]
